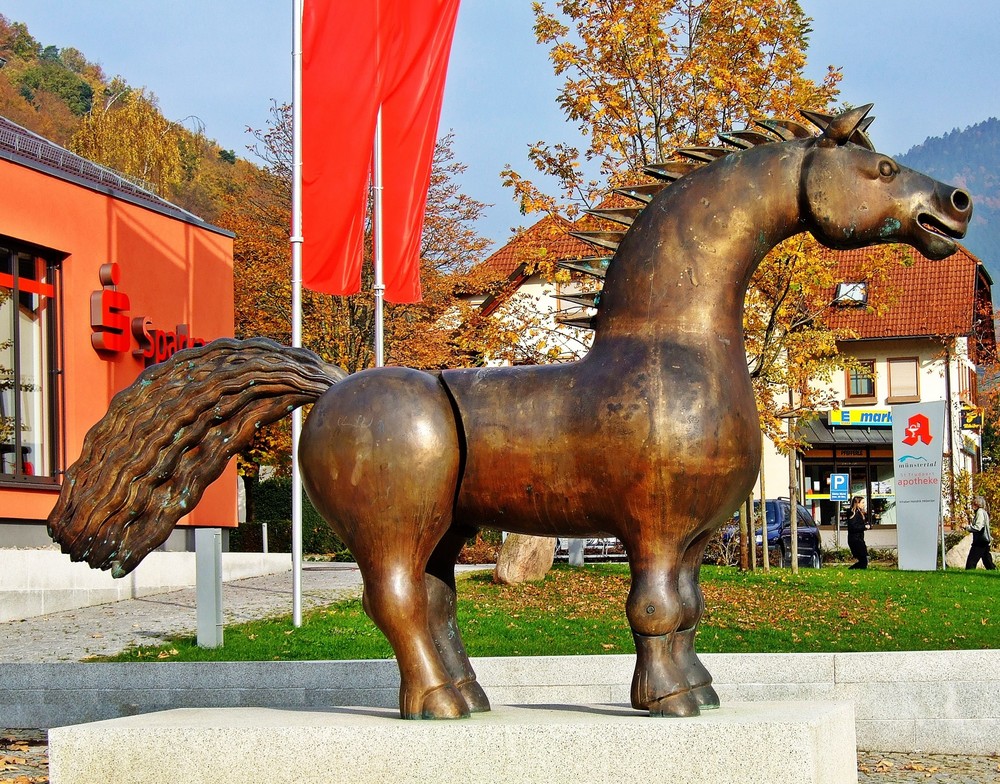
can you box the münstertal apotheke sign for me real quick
[891,402,946,570]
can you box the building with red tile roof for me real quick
[789,244,995,545]
[823,245,993,349]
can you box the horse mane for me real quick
[560,107,877,330]
[48,338,345,576]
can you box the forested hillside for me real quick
[0,14,245,222]
[897,118,1000,279]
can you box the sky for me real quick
[3,1,999,247]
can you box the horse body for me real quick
[444,143,813,540]
[49,105,973,722]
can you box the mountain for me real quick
[896,118,1000,281]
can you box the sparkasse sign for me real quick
[90,262,207,365]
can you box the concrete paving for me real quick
[0,563,365,663]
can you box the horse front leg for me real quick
[625,543,700,718]
[674,529,720,709]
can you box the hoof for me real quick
[456,679,491,713]
[691,683,720,710]
[402,683,470,720]
[647,689,700,718]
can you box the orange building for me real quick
[0,117,236,548]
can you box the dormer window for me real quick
[834,282,868,305]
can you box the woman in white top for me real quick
[965,496,996,570]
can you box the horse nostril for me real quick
[952,189,972,213]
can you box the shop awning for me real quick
[798,416,893,447]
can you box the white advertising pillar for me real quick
[891,402,946,571]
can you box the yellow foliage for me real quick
[70,81,183,195]
[503,0,871,442]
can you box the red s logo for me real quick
[90,263,131,353]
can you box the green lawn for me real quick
[98,564,999,663]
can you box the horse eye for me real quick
[879,160,895,178]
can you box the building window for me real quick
[887,357,920,403]
[846,360,876,405]
[0,242,60,483]
[834,282,868,306]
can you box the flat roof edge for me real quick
[0,148,235,239]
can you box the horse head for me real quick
[801,104,972,260]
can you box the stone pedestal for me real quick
[49,701,857,784]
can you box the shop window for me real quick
[887,357,919,403]
[845,360,876,405]
[0,242,60,483]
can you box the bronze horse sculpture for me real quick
[48,104,971,720]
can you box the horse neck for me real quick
[590,143,808,356]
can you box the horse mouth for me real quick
[916,212,967,258]
[918,212,965,242]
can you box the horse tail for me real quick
[47,337,346,577]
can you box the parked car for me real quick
[724,498,822,568]
[554,537,626,562]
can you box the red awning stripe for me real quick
[0,272,55,298]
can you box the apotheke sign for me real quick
[90,263,207,365]
[891,402,945,571]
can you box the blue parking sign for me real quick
[830,473,850,502]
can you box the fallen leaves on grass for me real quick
[461,566,913,652]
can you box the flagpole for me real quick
[372,109,385,367]
[290,0,304,627]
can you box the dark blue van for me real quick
[726,498,822,568]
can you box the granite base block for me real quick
[49,700,857,784]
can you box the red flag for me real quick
[302,0,460,303]
[301,1,378,299]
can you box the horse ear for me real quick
[819,104,875,146]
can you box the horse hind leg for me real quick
[300,368,468,719]
[360,559,469,719]
[425,526,491,713]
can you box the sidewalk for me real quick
[0,563,365,663]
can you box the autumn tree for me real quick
[503,0,841,216]
[486,1,865,575]
[0,16,104,145]
[496,1,914,448]
[70,79,184,195]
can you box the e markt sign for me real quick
[828,409,892,427]
[891,401,945,571]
